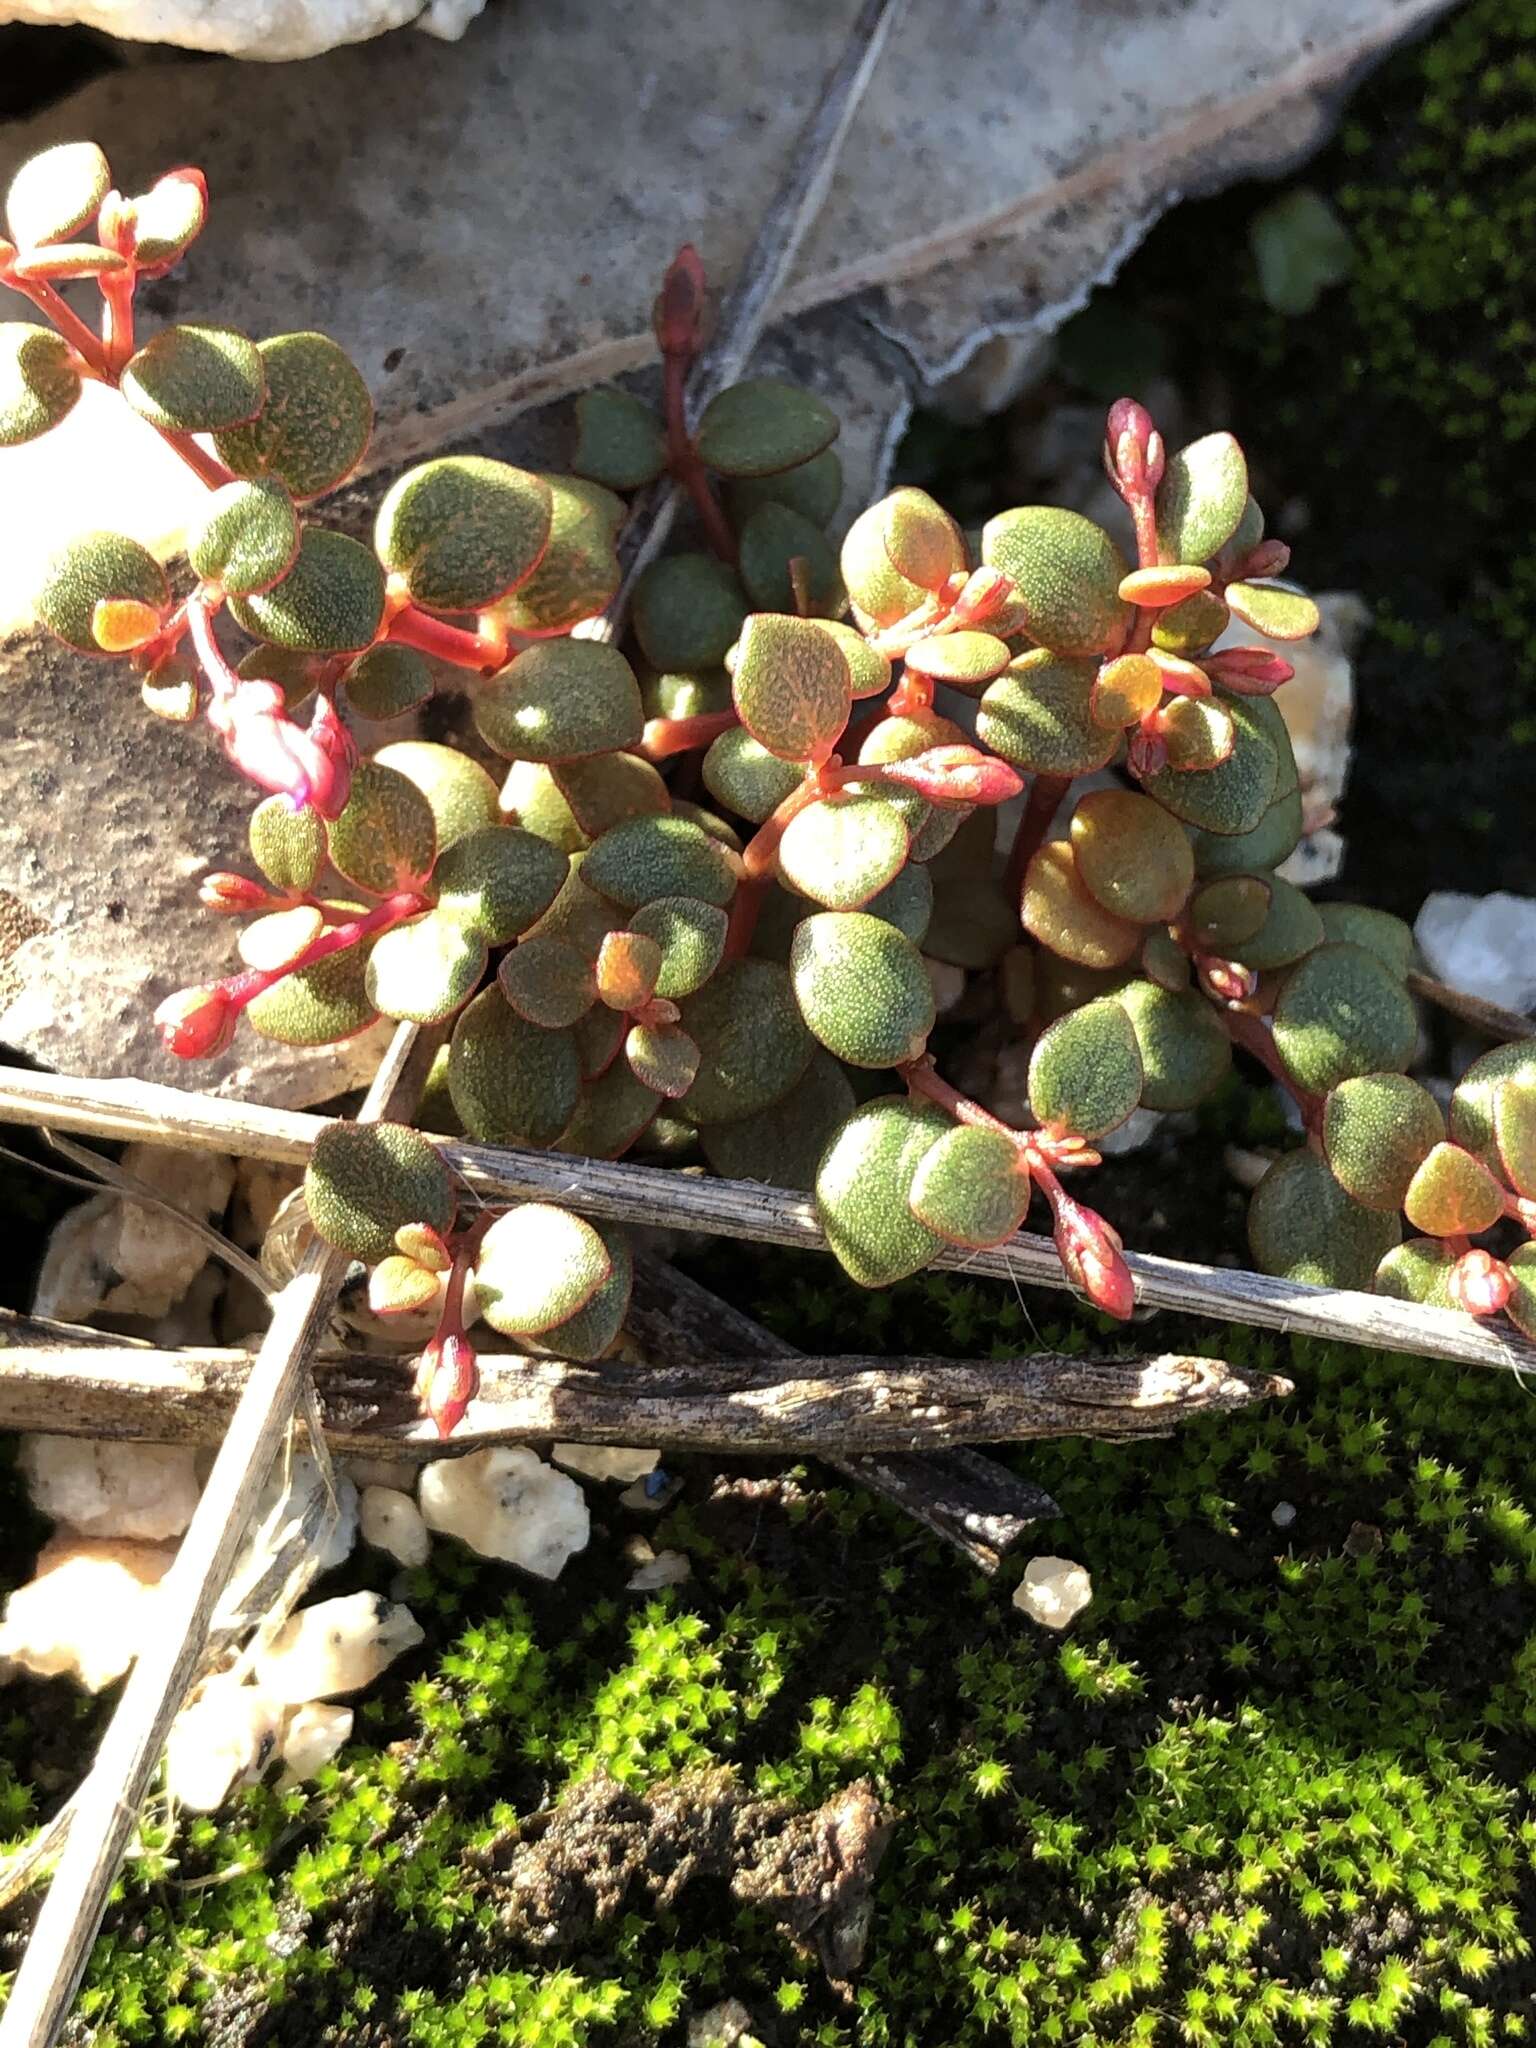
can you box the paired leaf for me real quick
[633,553,748,672]
[518,1223,633,1360]
[582,812,739,911]
[374,739,500,852]
[571,385,666,490]
[474,1204,611,1336]
[1272,943,1417,1096]
[249,795,324,891]
[725,447,843,528]
[557,1062,664,1161]
[1149,591,1229,655]
[778,791,910,910]
[1402,1142,1505,1238]
[474,640,643,762]
[1225,581,1320,640]
[904,631,1012,691]
[1248,1147,1400,1288]
[35,531,168,654]
[700,1048,855,1192]
[1090,652,1162,729]
[214,332,373,500]
[737,501,844,617]
[447,986,580,1146]
[5,141,109,247]
[1069,789,1193,925]
[498,933,597,1027]
[703,726,806,824]
[127,169,206,271]
[1190,874,1271,951]
[492,475,623,636]
[1143,697,1278,836]
[1316,902,1413,979]
[625,1022,700,1098]
[976,652,1119,778]
[731,612,852,761]
[553,753,669,838]
[365,908,485,1023]
[326,762,436,894]
[374,456,552,610]
[789,911,935,1069]
[1112,979,1231,1111]
[1323,1073,1444,1211]
[1155,432,1248,563]
[122,323,264,433]
[694,377,838,478]
[627,895,728,998]
[1373,1236,1456,1310]
[342,643,434,721]
[1021,842,1143,971]
[1226,872,1324,971]
[909,1125,1030,1249]
[0,323,81,446]
[237,905,322,972]
[815,1096,949,1288]
[1028,998,1143,1139]
[1494,1078,1536,1199]
[187,480,299,597]
[304,1119,453,1263]
[980,506,1130,657]
[246,945,378,1045]
[675,958,813,1124]
[229,527,384,653]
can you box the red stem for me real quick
[1219,1007,1324,1134]
[663,350,738,565]
[741,775,828,881]
[1003,773,1069,901]
[384,603,507,673]
[899,1058,1019,1140]
[641,708,739,760]
[8,273,112,376]
[100,264,136,374]
[218,890,428,1017]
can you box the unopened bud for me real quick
[198,871,275,914]
[652,243,707,357]
[1103,397,1165,496]
[1198,957,1259,1005]
[1203,647,1294,695]
[154,982,238,1060]
[1126,727,1168,780]
[875,744,1023,808]
[1052,1194,1134,1320]
[1448,1248,1514,1318]
[305,692,357,821]
[950,566,1016,629]
[417,1331,479,1440]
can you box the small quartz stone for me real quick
[252,1591,424,1705]
[688,1999,761,2048]
[31,1143,236,1323]
[1415,891,1536,1017]
[627,1547,692,1592]
[552,1444,661,1485]
[1272,1500,1297,1529]
[418,1447,590,1580]
[165,1673,282,1812]
[19,1435,201,1541]
[0,1534,176,1692]
[277,1699,354,1786]
[1011,1555,1093,1630]
[358,1484,431,1568]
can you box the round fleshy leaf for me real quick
[474,640,643,762]
[737,502,844,617]
[1494,1078,1536,1199]
[813,619,889,701]
[882,487,967,592]
[35,531,168,654]
[498,933,597,1027]
[1155,432,1248,564]
[976,652,1119,778]
[474,1204,610,1336]
[1150,591,1230,656]
[840,501,930,628]
[0,323,81,446]
[5,142,109,246]
[1374,1237,1456,1311]
[581,812,739,913]
[228,527,384,653]
[447,987,580,1146]
[904,631,1011,691]
[626,1023,700,1099]
[980,506,1130,657]
[365,907,486,1024]
[432,823,566,944]
[862,860,935,948]
[246,944,379,1046]
[595,930,663,1011]
[694,377,838,478]
[249,794,323,892]
[644,666,731,724]
[1035,953,1133,1025]
[325,761,436,895]
[1225,581,1320,641]
[815,1096,949,1288]
[304,1119,454,1264]
[1402,1142,1506,1238]
[724,446,843,528]
[522,857,623,964]
[7,241,125,282]
[188,480,299,598]
[571,386,666,490]
[909,1124,1030,1249]
[1021,841,1143,970]
[1504,1243,1536,1343]
[1248,1148,1400,1288]
[557,1064,663,1161]
[1090,652,1161,729]
[1190,786,1304,878]
[1029,997,1143,1139]
[731,612,852,762]
[375,456,553,611]
[1323,1073,1445,1213]
[700,1048,854,1191]
[1251,187,1354,315]
[1227,872,1324,972]
[927,872,1012,970]
[342,643,434,721]
[633,553,747,672]
[1070,789,1193,925]
[1316,903,1413,979]
[703,726,805,824]
[127,169,206,270]
[374,740,499,853]
[553,753,669,839]
[778,792,910,911]
[502,761,587,853]
[368,1254,441,1318]
[1140,929,1190,992]
[573,1002,626,1080]
[88,605,164,660]
[1448,1043,1536,1174]
[1112,979,1231,1111]
[789,911,934,1070]
[235,643,320,708]
[1271,942,1417,1096]
[519,1223,632,1360]
[1158,697,1236,773]
[237,905,323,972]
[676,958,814,1124]
[491,474,623,636]
[628,895,728,998]
[121,324,264,433]
[213,333,372,500]
[1190,874,1271,951]
[1144,698,1277,836]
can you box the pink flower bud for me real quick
[154,982,238,1060]
[416,1331,479,1440]
[198,871,275,914]
[1198,958,1259,1004]
[653,243,706,356]
[1448,1249,1514,1318]
[876,744,1023,808]
[208,679,335,814]
[1052,1195,1135,1320]
[950,566,1016,629]
[1103,397,1165,495]
[1203,648,1294,695]
[304,693,357,821]
[1127,728,1168,780]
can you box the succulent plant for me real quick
[11,138,1515,1441]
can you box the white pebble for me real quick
[0,1535,176,1692]
[359,1485,431,1568]
[1272,1500,1297,1529]
[418,1447,589,1580]
[20,1436,201,1542]
[552,1444,660,1485]
[277,1700,354,1787]
[253,1591,424,1705]
[1011,1555,1093,1631]
[165,1673,281,1813]
[627,1549,691,1592]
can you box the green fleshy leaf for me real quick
[342,643,434,721]
[235,642,320,708]
[245,944,379,1046]
[1158,697,1236,774]
[625,1022,700,1099]
[326,762,436,895]
[35,531,168,654]
[1448,1042,1536,1175]
[1190,786,1304,877]
[522,856,623,963]
[1140,929,1190,992]
[1494,1078,1536,1199]
[1028,997,1143,1139]
[127,170,205,269]
[724,446,843,528]
[571,386,666,490]
[248,796,323,892]
[700,1047,854,1191]
[1144,696,1278,837]
[374,456,553,611]
[1228,872,1324,972]
[1225,581,1321,641]
[866,862,936,949]
[789,911,934,1070]
[552,753,669,840]
[1374,1236,1456,1310]
[557,1064,663,1161]
[1021,841,1143,971]
[980,506,1130,657]
[304,1119,453,1264]
[491,475,623,636]
[643,666,733,724]
[1248,1147,1400,1288]
[373,740,500,853]
[1250,187,1354,316]
[908,1124,1030,1249]
[815,1096,948,1288]
[1323,1073,1445,1212]
[633,554,748,673]
[737,503,845,616]
[1504,1243,1536,1342]
[228,527,384,654]
[236,905,322,973]
[365,907,486,1024]
[474,1204,610,1336]
[777,792,910,910]
[1402,1141,1506,1238]
[1155,433,1248,564]
[501,761,588,854]
[1070,788,1194,925]
[1272,943,1417,1096]
[1190,875,1272,951]
[694,377,838,478]
[432,823,567,944]
[1035,954,1134,1024]
[121,324,264,433]
[572,1001,626,1080]
[0,323,81,446]
[975,651,1119,778]
[187,480,299,597]
[213,333,373,501]
[881,487,968,591]
[498,933,597,1027]
[1316,902,1413,979]
[519,1224,632,1360]
[674,799,742,853]
[447,987,580,1146]
[5,141,109,246]
[581,813,738,912]
[474,640,643,762]
[675,958,814,1124]
[904,631,1012,692]
[628,895,729,999]
[1150,591,1230,656]
[702,727,805,824]
[368,1254,441,1317]
[839,504,926,628]
[1111,979,1231,1112]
